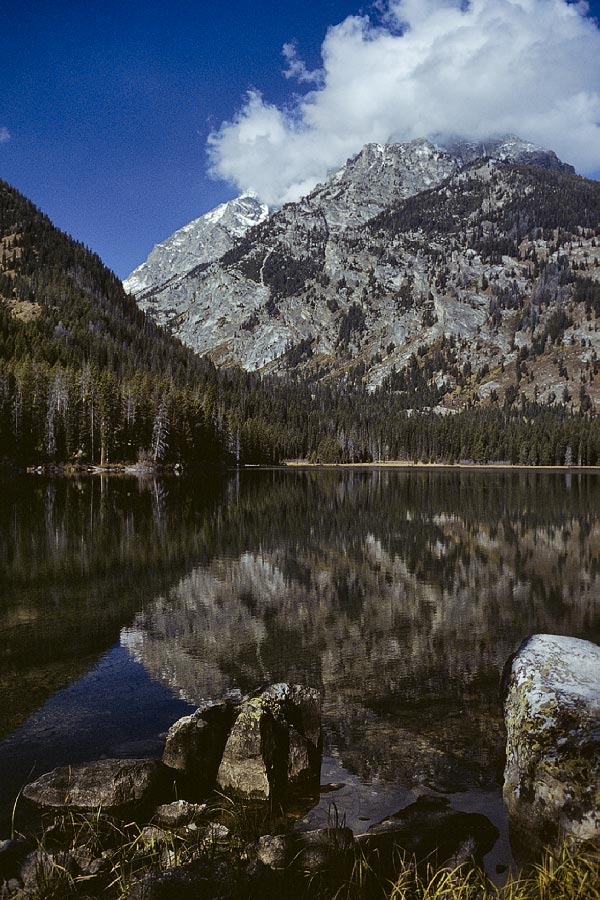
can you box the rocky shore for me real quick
[1,637,598,899]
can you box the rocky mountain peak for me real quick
[439,134,575,173]
[123,193,269,298]
[305,138,458,231]
[124,135,600,416]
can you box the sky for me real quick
[1,0,600,279]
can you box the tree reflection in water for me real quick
[1,469,599,818]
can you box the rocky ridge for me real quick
[123,193,269,304]
[125,136,600,411]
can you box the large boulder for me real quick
[22,758,167,814]
[502,634,600,854]
[162,701,237,796]
[216,685,322,800]
[216,698,285,800]
[261,684,322,749]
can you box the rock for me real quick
[287,727,315,788]
[162,701,237,796]
[0,841,29,881]
[126,858,236,900]
[502,634,600,854]
[137,827,179,869]
[140,826,170,847]
[0,879,21,899]
[216,698,285,800]
[296,827,355,874]
[69,847,109,877]
[126,865,212,900]
[20,850,76,893]
[253,827,354,875]
[22,758,168,814]
[201,823,230,843]
[255,834,291,870]
[262,684,322,749]
[356,796,498,874]
[217,685,322,800]
[153,800,207,828]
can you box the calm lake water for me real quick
[1,469,599,870]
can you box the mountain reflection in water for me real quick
[1,469,599,845]
[119,469,600,795]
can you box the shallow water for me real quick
[1,469,599,872]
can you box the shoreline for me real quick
[283,460,600,472]
[7,461,600,476]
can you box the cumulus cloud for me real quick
[0,127,11,144]
[282,41,323,84]
[208,0,600,205]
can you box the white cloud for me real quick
[282,41,323,84]
[208,0,600,205]
[0,127,11,144]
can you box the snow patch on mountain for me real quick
[123,194,269,298]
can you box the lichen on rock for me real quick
[216,684,322,801]
[502,634,600,856]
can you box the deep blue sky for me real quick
[1,0,599,279]
[0,0,359,277]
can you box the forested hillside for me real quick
[2,177,600,468]
[0,179,226,466]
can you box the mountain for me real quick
[123,194,269,303]
[125,135,600,413]
[3,155,600,470]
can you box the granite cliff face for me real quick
[123,194,269,306]
[125,137,600,409]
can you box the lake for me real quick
[1,468,599,872]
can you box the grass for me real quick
[207,790,289,844]
[387,845,600,900]
[500,846,600,900]
[6,805,599,899]
[13,807,234,899]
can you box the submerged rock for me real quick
[356,795,498,872]
[502,634,600,854]
[22,758,167,814]
[254,827,354,874]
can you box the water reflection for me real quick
[120,469,600,794]
[1,469,599,829]
[0,474,220,740]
